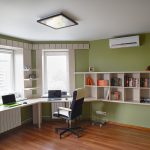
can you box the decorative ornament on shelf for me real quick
[24,65,31,71]
[29,74,36,79]
[89,66,94,72]
[146,65,150,71]
[86,76,94,85]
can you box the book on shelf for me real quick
[97,80,108,86]
[140,78,150,87]
[124,76,139,87]
[105,89,110,100]
[111,77,122,86]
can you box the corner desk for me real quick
[0,98,93,133]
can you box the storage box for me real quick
[97,80,108,86]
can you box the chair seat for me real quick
[53,109,70,118]
[96,110,106,115]
[53,88,85,138]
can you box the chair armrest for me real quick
[58,107,72,112]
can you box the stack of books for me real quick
[111,78,122,86]
[124,76,139,87]
[140,78,150,87]
[111,91,120,100]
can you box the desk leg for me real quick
[33,103,42,128]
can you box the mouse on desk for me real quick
[23,102,27,104]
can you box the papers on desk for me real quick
[48,98,62,101]
[4,103,22,107]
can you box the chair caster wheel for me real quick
[55,129,58,133]
[99,124,102,128]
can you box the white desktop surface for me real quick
[0,97,93,130]
[0,97,95,113]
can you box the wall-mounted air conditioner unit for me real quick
[109,35,139,48]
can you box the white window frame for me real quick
[0,49,15,103]
[43,50,70,95]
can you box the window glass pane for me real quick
[46,52,69,92]
[0,52,13,103]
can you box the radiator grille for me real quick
[0,108,21,133]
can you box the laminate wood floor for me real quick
[0,121,149,150]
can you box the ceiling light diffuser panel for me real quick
[37,13,78,29]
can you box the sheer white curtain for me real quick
[0,49,14,103]
[44,50,69,93]
[36,49,75,97]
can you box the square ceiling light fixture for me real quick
[37,13,78,29]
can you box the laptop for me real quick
[2,94,20,107]
[48,90,62,100]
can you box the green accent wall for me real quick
[75,49,89,72]
[89,34,150,71]
[89,34,150,128]
[75,49,91,119]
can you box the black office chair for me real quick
[53,88,85,139]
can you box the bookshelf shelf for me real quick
[76,71,150,105]
[24,78,38,81]
[85,85,97,87]
[140,87,150,89]
[110,86,124,88]
[24,68,38,98]
[124,87,139,89]
[97,86,110,88]
[24,87,39,91]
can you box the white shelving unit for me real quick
[75,71,150,105]
[24,78,38,81]
[24,69,38,98]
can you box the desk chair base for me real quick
[55,126,83,139]
[55,119,84,139]
[92,120,106,128]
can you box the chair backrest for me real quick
[70,88,85,120]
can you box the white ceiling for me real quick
[0,0,150,41]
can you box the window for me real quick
[0,49,14,103]
[43,50,69,94]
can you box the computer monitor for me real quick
[2,94,16,104]
[48,90,61,99]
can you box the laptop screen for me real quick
[48,90,61,98]
[2,94,16,104]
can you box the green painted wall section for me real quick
[75,50,91,119]
[89,34,150,128]
[89,34,150,71]
[75,49,89,72]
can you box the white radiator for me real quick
[51,102,66,119]
[0,108,21,134]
